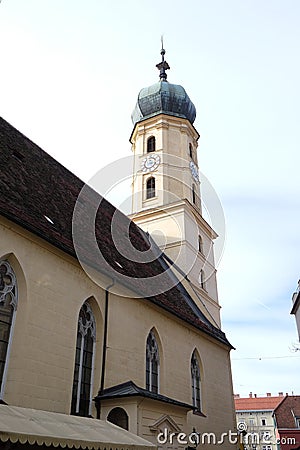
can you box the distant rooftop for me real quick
[234,393,286,411]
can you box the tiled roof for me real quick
[0,116,231,347]
[235,396,284,411]
[96,380,194,410]
[274,396,300,428]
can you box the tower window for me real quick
[147,136,156,153]
[198,236,203,253]
[71,302,96,417]
[192,184,196,204]
[189,143,193,159]
[0,260,18,399]
[200,270,205,290]
[146,177,156,199]
[146,330,159,393]
[191,350,201,411]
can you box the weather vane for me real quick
[156,36,170,81]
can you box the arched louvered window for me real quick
[191,350,201,411]
[71,302,96,417]
[146,330,159,393]
[146,177,156,199]
[107,407,129,430]
[0,260,18,399]
[147,136,156,153]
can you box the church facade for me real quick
[0,48,236,449]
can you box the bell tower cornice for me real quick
[130,114,200,145]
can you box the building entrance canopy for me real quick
[0,405,155,450]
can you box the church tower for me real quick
[129,46,221,327]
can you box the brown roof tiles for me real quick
[0,116,231,347]
[235,396,285,411]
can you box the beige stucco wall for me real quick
[130,114,222,327]
[130,201,221,326]
[0,215,236,447]
[0,217,105,415]
[131,115,200,214]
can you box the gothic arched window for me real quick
[0,260,18,399]
[71,302,96,417]
[146,330,159,393]
[147,136,156,153]
[146,177,156,199]
[191,350,201,411]
[107,407,129,430]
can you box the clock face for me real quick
[189,161,199,182]
[141,155,160,172]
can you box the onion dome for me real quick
[131,45,196,126]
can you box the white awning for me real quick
[0,405,156,450]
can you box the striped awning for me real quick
[0,405,156,450]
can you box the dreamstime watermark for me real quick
[157,427,247,446]
[156,425,297,447]
[72,154,226,297]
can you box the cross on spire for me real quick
[156,37,170,81]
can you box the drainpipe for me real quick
[96,278,115,419]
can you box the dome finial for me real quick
[156,36,170,81]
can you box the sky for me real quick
[0,0,299,397]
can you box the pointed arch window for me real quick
[0,260,18,399]
[146,177,156,199]
[191,350,201,411]
[147,136,156,153]
[146,330,159,393]
[71,302,96,417]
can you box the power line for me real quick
[232,355,300,361]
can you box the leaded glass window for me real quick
[146,331,159,393]
[71,302,96,417]
[0,260,18,398]
[191,350,201,411]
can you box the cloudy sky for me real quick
[1,0,299,397]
